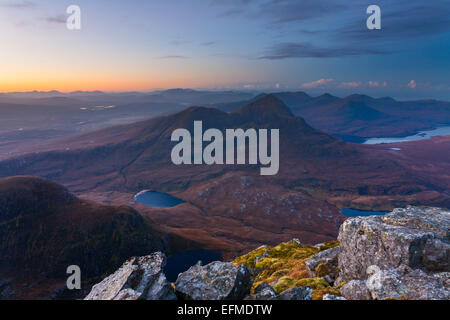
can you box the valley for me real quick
[0,94,448,261]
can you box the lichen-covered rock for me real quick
[175,261,251,300]
[340,280,372,300]
[338,206,450,282]
[305,246,339,279]
[84,252,176,300]
[366,265,449,300]
[275,286,312,300]
[244,283,276,300]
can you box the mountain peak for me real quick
[232,94,294,120]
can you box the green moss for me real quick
[295,277,329,289]
[271,269,291,278]
[234,247,269,268]
[273,277,295,294]
[233,239,341,298]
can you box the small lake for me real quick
[341,208,390,217]
[363,125,450,145]
[134,191,185,208]
[164,250,222,282]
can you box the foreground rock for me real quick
[245,283,277,300]
[341,265,449,300]
[305,246,339,283]
[85,252,176,300]
[338,206,450,283]
[275,286,312,300]
[175,261,251,300]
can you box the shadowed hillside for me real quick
[0,176,196,299]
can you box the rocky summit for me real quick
[338,206,449,282]
[337,206,449,300]
[85,252,176,300]
[84,206,449,300]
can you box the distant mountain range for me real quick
[214,91,450,139]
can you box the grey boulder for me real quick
[245,283,276,300]
[340,280,372,300]
[175,261,251,300]
[305,246,339,278]
[341,265,450,300]
[338,206,450,282]
[275,286,312,300]
[84,252,176,300]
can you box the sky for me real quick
[0,0,449,100]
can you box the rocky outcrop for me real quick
[341,266,449,300]
[340,280,372,300]
[338,206,450,300]
[275,286,312,300]
[85,252,176,300]
[305,246,339,281]
[338,206,449,282]
[82,206,449,301]
[245,283,277,300]
[175,261,251,300]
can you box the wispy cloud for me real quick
[368,81,388,88]
[43,15,66,24]
[257,0,347,25]
[201,41,216,46]
[0,0,36,9]
[339,81,362,88]
[337,2,450,42]
[170,39,191,46]
[259,42,389,59]
[159,55,190,59]
[301,78,335,89]
[215,0,450,60]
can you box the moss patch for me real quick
[234,240,341,300]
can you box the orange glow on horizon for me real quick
[0,76,210,92]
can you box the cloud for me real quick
[44,15,66,24]
[257,0,347,25]
[170,39,191,46]
[339,81,361,88]
[335,1,450,43]
[201,41,216,46]
[368,81,388,88]
[301,78,335,89]
[159,55,190,59]
[0,1,36,9]
[408,80,417,89]
[259,42,389,59]
[214,0,450,60]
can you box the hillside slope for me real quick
[0,176,170,299]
